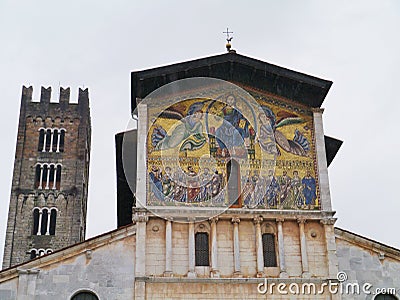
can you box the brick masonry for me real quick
[2,86,91,269]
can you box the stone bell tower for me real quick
[2,86,91,269]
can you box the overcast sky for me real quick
[1,1,399,263]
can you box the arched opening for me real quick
[227,159,241,207]
[71,291,99,300]
[35,165,41,189]
[42,165,48,189]
[262,233,277,267]
[45,129,52,152]
[38,129,45,151]
[49,165,55,189]
[30,249,37,260]
[52,129,59,152]
[40,209,48,235]
[195,232,209,266]
[32,208,39,235]
[49,209,57,235]
[56,165,62,190]
[59,129,65,152]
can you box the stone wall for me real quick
[336,228,400,300]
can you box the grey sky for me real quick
[1,0,399,262]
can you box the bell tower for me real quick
[2,86,91,269]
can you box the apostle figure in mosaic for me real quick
[186,166,201,203]
[302,171,316,206]
[149,165,164,201]
[286,170,304,208]
[264,170,280,207]
[278,170,291,207]
[161,167,174,199]
[200,167,213,201]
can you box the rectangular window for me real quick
[262,233,277,267]
[195,232,209,266]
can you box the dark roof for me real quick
[131,51,333,113]
[325,136,343,167]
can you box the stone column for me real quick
[164,218,173,276]
[42,132,47,152]
[49,130,54,152]
[209,217,220,278]
[56,130,61,152]
[276,218,288,278]
[297,218,310,278]
[37,210,43,235]
[321,218,339,278]
[254,216,264,277]
[38,166,44,189]
[312,108,332,211]
[188,219,196,278]
[231,217,242,277]
[133,211,148,300]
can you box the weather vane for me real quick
[223,27,234,52]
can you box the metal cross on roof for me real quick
[223,27,233,42]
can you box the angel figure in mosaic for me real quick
[151,102,207,151]
[259,106,310,157]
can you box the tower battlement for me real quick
[22,85,89,105]
[20,86,90,120]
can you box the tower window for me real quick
[38,128,66,153]
[35,163,62,190]
[28,248,53,260]
[262,233,277,267]
[32,207,57,236]
[195,232,210,266]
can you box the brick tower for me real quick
[2,86,91,269]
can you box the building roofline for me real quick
[335,227,400,259]
[0,224,136,281]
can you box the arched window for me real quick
[29,249,37,260]
[32,207,57,236]
[38,129,45,151]
[35,164,62,190]
[32,208,40,235]
[195,232,209,266]
[49,209,57,235]
[59,129,65,152]
[56,165,62,190]
[227,159,241,207]
[375,294,398,300]
[71,291,99,300]
[45,129,52,152]
[38,128,66,153]
[262,233,277,267]
[41,209,48,235]
[52,129,59,151]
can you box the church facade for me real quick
[0,51,399,300]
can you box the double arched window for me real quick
[35,163,62,190]
[38,128,66,153]
[32,207,57,235]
